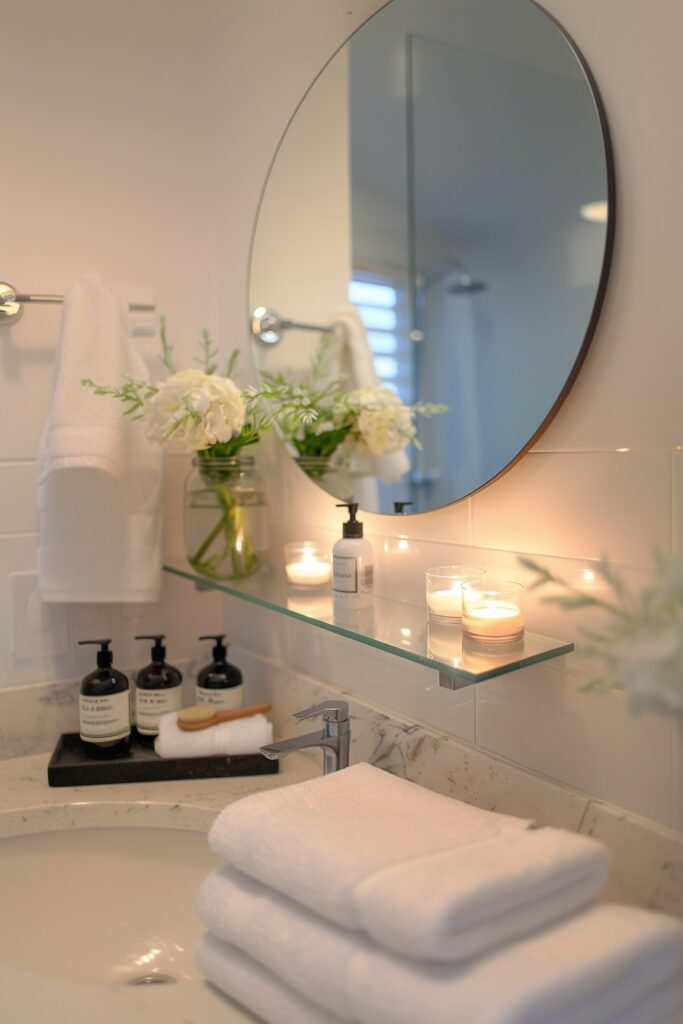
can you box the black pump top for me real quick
[336,502,363,538]
[393,501,413,514]
[135,634,166,663]
[78,638,113,669]
[199,634,228,662]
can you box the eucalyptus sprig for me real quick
[81,376,157,418]
[520,552,683,713]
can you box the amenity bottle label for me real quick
[196,685,243,710]
[79,691,131,743]
[135,686,183,736]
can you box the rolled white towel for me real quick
[154,712,272,759]
[208,762,530,935]
[198,873,683,1024]
[195,933,345,1024]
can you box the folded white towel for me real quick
[198,873,683,1024]
[198,849,603,1016]
[196,933,345,1024]
[154,712,272,759]
[37,273,162,602]
[208,763,530,934]
[350,904,683,1024]
[353,827,609,961]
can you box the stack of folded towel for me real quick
[196,763,683,1024]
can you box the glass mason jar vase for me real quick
[184,456,268,581]
[295,455,353,503]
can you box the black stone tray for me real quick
[47,730,279,787]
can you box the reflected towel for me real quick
[154,711,272,759]
[196,933,345,1024]
[198,877,683,1024]
[208,763,530,933]
[37,273,162,602]
[332,304,411,486]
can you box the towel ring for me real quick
[0,281,155,325]
[250,306,334,346]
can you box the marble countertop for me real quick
[0,749,320,837]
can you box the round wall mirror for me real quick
[248,0,615,515]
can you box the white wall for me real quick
[1,0,681,840]
[0,0,227,695]
[205,0,683,834]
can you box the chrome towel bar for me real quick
[250,305,333,346]
[0,281,154,324]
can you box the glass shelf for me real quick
[164,561,574,686]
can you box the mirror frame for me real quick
[246,0,616,515]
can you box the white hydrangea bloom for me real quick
[345,387,416,455]
[143,368,246,453]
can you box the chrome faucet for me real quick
[260,700,350,775]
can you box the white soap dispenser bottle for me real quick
[332,503,374,610]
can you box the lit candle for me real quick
[462,579,525,643]
[425,566,486,622]
[463,601,524,639]
[284,543,332,588]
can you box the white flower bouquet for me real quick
[261,339,446,477]
[521,551,683,716]
[83,320,316,580]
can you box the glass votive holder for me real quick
[284,542,332,588]
[425,565,487,623]
[461,579,525,644]
[287,591,334,622]
[427,622,464,669]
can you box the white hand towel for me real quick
[332,305,411,486]
[154,712,273,759]
[352,827,609,961]
[208,762,530,931]
[198,872,683,1024]
[195,933,345,1024]
[37,273,162,602]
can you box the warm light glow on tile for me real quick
[616,447,630,453]
[582,569,596,584]
[397,536,410,552]
[400,627,412,645]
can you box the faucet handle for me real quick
[293,700,349,723]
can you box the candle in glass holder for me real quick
[425,565,486,622]
[284,542,332,588]
[462,579,525,643]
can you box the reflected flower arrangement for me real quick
[261,337,446,483]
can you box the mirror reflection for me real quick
[249,0,613,515]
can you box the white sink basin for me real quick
[0,754,319,1022]
[0,826,217,985]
